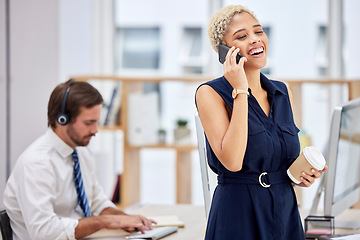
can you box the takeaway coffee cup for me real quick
[287,146,326,184]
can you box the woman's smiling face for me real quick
[222,12,268,70]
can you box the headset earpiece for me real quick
[56,85,71,125]
[56,112,70,125]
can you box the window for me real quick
[178,27,203,74]
[115,27,160,71]
[316,25,328,76]
[261,26,272,75]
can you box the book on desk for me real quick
[150,215,184,228]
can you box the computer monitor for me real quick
[322,98,360,229]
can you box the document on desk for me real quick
[149,215,185,228]
[331,233,360,239]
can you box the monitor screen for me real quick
[323,98,360,229]
[333,110,360,204]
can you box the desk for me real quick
[301,208,360,235]
[84,204,206,240]
[85,205,360,239]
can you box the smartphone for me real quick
[218,44,243,64]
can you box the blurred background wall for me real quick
[1,0,359,210]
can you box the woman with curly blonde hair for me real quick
[195,4,326,239]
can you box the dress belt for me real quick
[217,170,290,188]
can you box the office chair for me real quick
[0,210,13,240]
[194,114,217,219]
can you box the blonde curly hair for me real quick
[208,5,257,52]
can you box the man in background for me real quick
[3,79,155,240]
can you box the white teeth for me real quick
[250,47,264,55]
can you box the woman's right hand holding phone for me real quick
[223,46,248,91]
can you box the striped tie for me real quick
[72,150,91,217]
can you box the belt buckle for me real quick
[259,172,270,188]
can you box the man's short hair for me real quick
[47,79,103,128]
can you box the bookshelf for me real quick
[74,75,360,210]
[73,75,209,209]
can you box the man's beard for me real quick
[67,124,94,147]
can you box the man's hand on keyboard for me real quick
[103,214,157,233]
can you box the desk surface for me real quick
[83,204,206,240]
[301,208,360,235]
[84,205,360,239]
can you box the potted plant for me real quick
[174,119,191,145]
[158,128,166,144]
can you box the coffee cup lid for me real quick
[303,146,326,170]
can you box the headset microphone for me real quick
[56,85,71,125]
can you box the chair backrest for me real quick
[0,210,13,240]
[194,114,217,219]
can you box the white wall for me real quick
[344,0,360,78]
[0,0,60,210]
[59,0,94,81]
[0,0,7,211]
[9,0,60,167]
[0,0,99,210]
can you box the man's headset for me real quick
[56,85,72,125]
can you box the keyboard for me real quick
[125,226,179,240]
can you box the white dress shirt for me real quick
[3,128,116,240]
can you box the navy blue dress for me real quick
[197,73,305,240]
